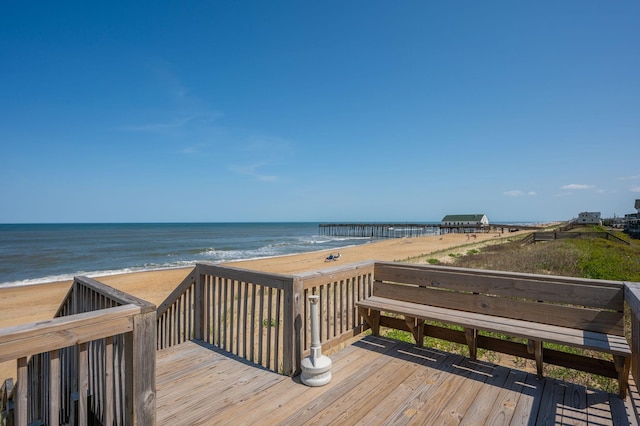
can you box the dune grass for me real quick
[389,227,640,393]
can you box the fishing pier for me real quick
[319,223,439,238]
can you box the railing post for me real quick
[16,357,27,426]
[283,277,303,376]
[194,266,204,341]
[125,310,157,425]
[626,283,640,386]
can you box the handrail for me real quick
[1,277,156,426]
[0,304,140,362]
[296,261,374,355]
[156,263,300,374]
[56,275,155,317]
[624,282,640,388]
[156,261,374,375]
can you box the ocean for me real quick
[0,223,378,287]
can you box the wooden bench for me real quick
[356,263,632,398]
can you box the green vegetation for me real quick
[427,258,440,265]
[384,230,640,393]
[262,318,276,327]
[453,231,640,281]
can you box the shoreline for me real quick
[0,239,380,289]
[0,231,530,319]
[0,230,529,383]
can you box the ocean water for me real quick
[0,223,375,286]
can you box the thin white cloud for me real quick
[631,186,640,193]
[619,175,640,181]
[561,184,594,190]
[503,190,536,197]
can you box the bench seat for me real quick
[356,295,631,397]
[357,296,631,357]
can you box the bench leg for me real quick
[527,340,543,379]
[405,316,424,347]
[614,355,631,399]
[464,328,478,361]
[358,307,380,336]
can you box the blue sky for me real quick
[1,1,639,223]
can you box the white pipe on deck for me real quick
[301,295,332,386]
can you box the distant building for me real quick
[576,212,602,225]
[440,214,489,234]
[624,200,640,239]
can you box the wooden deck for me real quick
[156,336,639,425]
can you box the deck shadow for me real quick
[351,334,635,425]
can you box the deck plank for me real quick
[481,368,530,425]
[458,362,512,425]
[155,337,637,425]
[298,346,423,425]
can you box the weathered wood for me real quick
[377,261,624,288]
[358,296,631,356]
[296,260,375,289]
[626,282,640,394]
[152,336,636,424]
[0,305,139,363]
[74,276,155,313]
[156,271,197,317]
[375,262,625,309]
[283,277,303,375]
[16,357,27,426]
[78,342,88,426]
[49,349,60,426]
[529,339,543,378]
[132,311,157,426]
[465,327,477,360]
[104,336,114,426]
[358,263,634,398]
[373,280,625,335]
[615,355,632,399]
[197,262,293,289]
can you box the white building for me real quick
[576,212,602,225]
[440,214,489,233]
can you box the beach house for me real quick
[440,214,489,234]
[576,211,602,225]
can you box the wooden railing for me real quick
[297,261,374,355]
[625,281,640,417]
[156,261,374,375]
[0,277,156,426]
[526,231,630,245]
[3,261,640,423]
[157,264,298,374]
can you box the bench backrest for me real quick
[373,262,626,336]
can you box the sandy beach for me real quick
[0,231,526,383]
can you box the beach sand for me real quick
[0,231,526,383]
